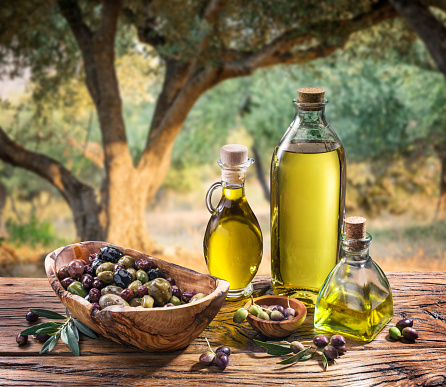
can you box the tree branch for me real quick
[219,0,397,78]
[0,127,101,238]
[98,0,121,45]
[390,0,446,76]
[126,1,166,47]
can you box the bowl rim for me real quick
[45,241,230,314]
[243,295,307,324]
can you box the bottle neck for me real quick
[218,157,254,186]
[340,233,372,262]
[222,183,245,200]
[295,105,327,126]
[342,247,370,262]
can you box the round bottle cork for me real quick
[297,87,325,103]
[345,216,367,239]
[220,144,248,166]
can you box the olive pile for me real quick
[389,318,419,341]
[313,334,347,361]
[233,299,296,323]
[57,246,207,310]
[199,338,231,370]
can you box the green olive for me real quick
[95,262,115,274]
[136,270,149,284]
[101,285,123,296]
[67,281,88,298]
[169,296,181,306]
[233,308,248,323]
[146,278,172,306]
[258,310,270,320]
[118,255,135,269]
[127,268,137,280]
[141,295,155,308]
[128,280,143,295]
[190,293,206,303]
[249,304,261,317]
[98,294,129,309]
[97,271,114,284]
[389,326,402,340]
[129,297,142,307]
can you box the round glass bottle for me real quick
[204,144,263,301]
[314,216,394,342]
[271,88,346,307]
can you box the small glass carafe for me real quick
[314,216,393,342]
[203,144,263,301]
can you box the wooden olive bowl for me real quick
[45,241,229,352]
[244,295,307,338]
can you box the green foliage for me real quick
[6,213,68,248]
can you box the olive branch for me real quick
[20,308,98,356]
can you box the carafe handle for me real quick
[205,182,222,213]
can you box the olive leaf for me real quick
[20,322,62,336]
[30,309,66,320]
[73,319,98,340]
[60,326,69,345]
[48,332,61,352]
[321,352,328,371]
[40,335,58,354]
[299,353,314,361]
[253,339,293,356]
[35,326,59,335]
[69,322,79,340]
[277,346,311,365]
[65,325,80,356]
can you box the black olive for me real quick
[147,268,165,281]
[92,258,107,274]
[100,246,124,264]
[113,268,133,288]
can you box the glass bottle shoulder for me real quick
[207,188,262,236]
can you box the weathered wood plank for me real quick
[2,273,445,356]
[0,349,445,386]
[0,273,445,386]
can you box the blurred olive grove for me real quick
[0,0,446,276]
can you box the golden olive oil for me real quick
[314,288,394,342]
[271,141,345,306]
[204,186,263,294]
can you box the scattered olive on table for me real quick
[16,334,28,346]
[389,326,402,340]
[290,340,305,353]
[26,311,39,323]
[56,245,208,311]
[313,335,330,348]
[402,327,419,341]
[36,334,51,342]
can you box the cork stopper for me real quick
[297,87,325,103]
[220,144,248,166]
[345,216,367,239]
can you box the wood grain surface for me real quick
[1,272,445,386]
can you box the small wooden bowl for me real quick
[45,241,229,352]
[244,295,307,338]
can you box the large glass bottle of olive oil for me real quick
[271,88,346,307]
[204,144,263,301]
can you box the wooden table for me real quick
[1,273,445,386]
